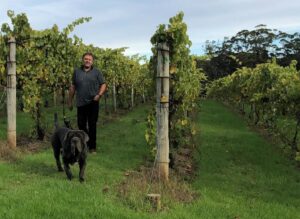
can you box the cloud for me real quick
[1,0,300,56]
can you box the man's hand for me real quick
[93,94,101,102]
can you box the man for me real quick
[68,52,107,154]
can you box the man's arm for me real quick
[93,83,107,101]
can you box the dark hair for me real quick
[82,52,94,60]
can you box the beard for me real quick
[84,63,92,69]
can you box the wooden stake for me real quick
[142,89,145,103]
[53,89,57,107]
[7,37,16,149]
[112,80,117,112]
[156,43,169,181]
[131,85,134,108]
[146,193,161,211]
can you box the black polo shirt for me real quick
[72,67,105,107]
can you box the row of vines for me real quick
[208,60,300,160]
[0,11,152,139]
[0,10,207,170]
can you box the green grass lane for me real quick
[0,100,299,218]
[0,105,153,219]
[190,100,300,219]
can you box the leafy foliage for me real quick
[208,60,300,159]
[0,11,152,139]
[146,12,206,153]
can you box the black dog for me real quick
[51,113,89,182]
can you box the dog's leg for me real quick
[53,146,63,172]
[79,158,86,182]
[51,134,64,172]
[63,159,73,180]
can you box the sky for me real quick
[0,0,300,57]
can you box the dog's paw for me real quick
[67,174,73,180]
[79,177,85,183]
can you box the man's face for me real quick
[83,55,93,68]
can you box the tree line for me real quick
[198,24,300,80]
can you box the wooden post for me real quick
[146,194,161,211]
[7,37,16,149]
[104,91,108,114]
[142,89,146,103]
[113,80,117,112]
[53,89,57,107]
[131,85,134,108]
[156,42,169,181]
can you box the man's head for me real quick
[82,52,94,69]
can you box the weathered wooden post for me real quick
[53,90,57,107]
[104,91,108,114]
[142,88,146,103]
[146,193,161,211]
[7,37,16,149]
[156,42,169,181]
[112,80,117,112]
[131,85,134,108]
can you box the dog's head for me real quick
[65,130,89,156]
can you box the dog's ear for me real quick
[63,131,73,146]
[76,142,82,153]
[78,130,89,143]
[66,131,75,143]
[63,130,76,147]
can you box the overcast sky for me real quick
[1,0,300,56]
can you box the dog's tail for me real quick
[54,113,59,129]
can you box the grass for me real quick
[191,100,300,219]
[0,104,153,219]
[0,100,299,218]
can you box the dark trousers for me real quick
[77,101,99,150]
